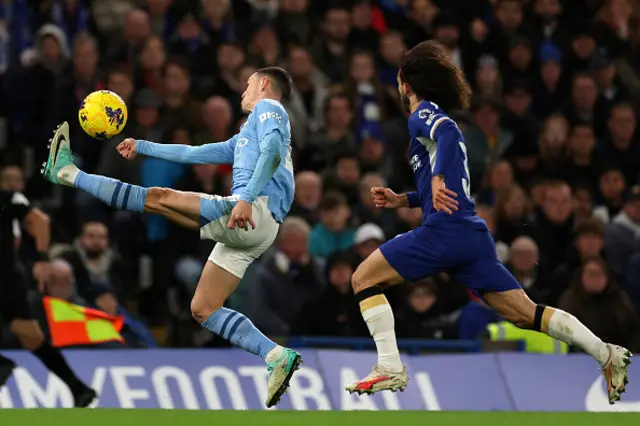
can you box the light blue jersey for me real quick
[136,99,294,222]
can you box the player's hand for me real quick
[371,187,406,209]
[32,261,51,293]
[228,200,256,231]
[432,176,459,215]
[116,138,137,160]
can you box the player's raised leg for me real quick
[191,260,301,407]
[42,122,203,228]
[483,288,631,404]
[346,248,408,395]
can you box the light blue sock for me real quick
[75,171,148,213]
[202,308,277,360]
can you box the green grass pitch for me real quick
[0,410,637,426]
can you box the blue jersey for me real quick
[136,99,294,222]
[406,101,476,223]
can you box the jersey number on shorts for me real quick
[459,142,471,198]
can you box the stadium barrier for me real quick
[0,349,637,411]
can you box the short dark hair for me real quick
[575,218,604,239]
[257,67,293,100]
[319,191,349,212]
[399,40,472,113]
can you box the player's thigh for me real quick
[453,260,534,327]
[352,249,404,293]
[366,227,446,288]
[190,257,241,322]
[201,196,279,248]
[144,187,201,229]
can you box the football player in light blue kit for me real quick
[42,67,301,408]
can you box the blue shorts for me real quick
[380,218,521,296]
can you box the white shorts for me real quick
[199,194,279,278]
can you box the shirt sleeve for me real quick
[239,132,283,204]
[432,119,462,177]
[406,191,421,208]
[136,136,237,164]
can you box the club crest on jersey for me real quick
[410,154,422,172]
[418,109,436,126]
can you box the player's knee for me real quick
[190,297,222,324]
[351,266,375,294]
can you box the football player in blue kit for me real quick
[42,67,300,408]
[345,41,631,405]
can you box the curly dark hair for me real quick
[399,40,472,113]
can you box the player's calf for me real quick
[485,290,632,404]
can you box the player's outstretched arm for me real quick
[371,187,418,209]
[117,136,237,165]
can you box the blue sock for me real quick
[75,171,148,213]
[202,308,277,360]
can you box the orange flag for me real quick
[43,296,125,347]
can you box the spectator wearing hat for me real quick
[351,223,386,263]
[462,96,514,186]
[591,48,629,110]
[533,42,567,118]
[567,21,598,72]
[597,102,640,186]
[604,185,640,278]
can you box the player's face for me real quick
[397,73,411,113]
[241,73,263,112]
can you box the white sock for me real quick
[264,345,284,363]
[361,299,403,372]
[546,308,610,365]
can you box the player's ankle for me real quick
[264,345,284,363]
[379,356,403,373]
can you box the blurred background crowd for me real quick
[1,0,640,351]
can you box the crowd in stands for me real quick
[1,0,640,351]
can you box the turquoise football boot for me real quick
[265,347,302,408]
[41,121,78,186]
